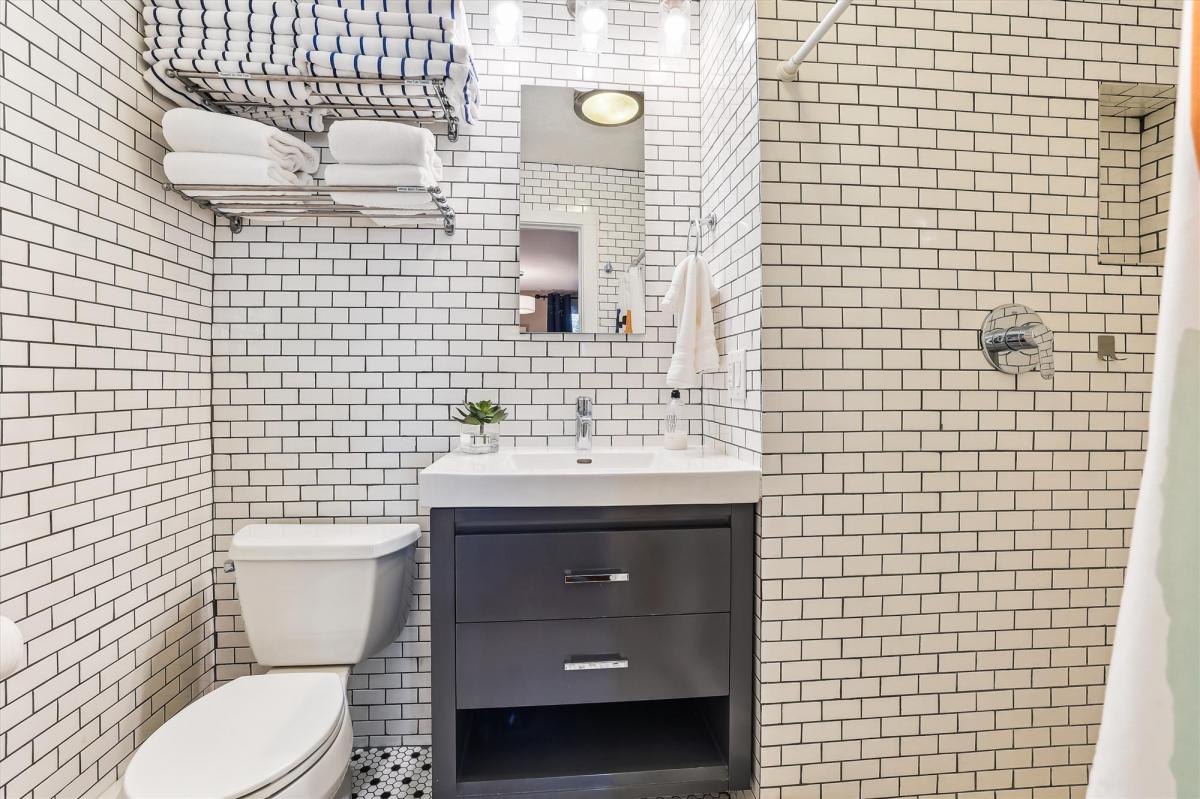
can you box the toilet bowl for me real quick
[120,523,421,799]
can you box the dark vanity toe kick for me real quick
[455,769,730,799]
[455,614,730,710]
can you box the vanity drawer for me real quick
[455,527,730,622]
[455,613,729,709]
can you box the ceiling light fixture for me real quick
[658,0,691,57]
[491,0,523,46]
[573,89,644,127]
[573,0,609,54]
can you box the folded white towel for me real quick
[325,162,440,187]
[328,119,435,165]
[142,12,459,42]
[146,33,471,63]
[662,255,720,388]
[164,151,311,185]
[163,108,319,173]
[304,51,475,98]
[314,0,460,15]
[147,47,307,68]
[332,191,434,210]
[145,1,452,31]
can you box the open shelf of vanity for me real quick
[431,503,753,799]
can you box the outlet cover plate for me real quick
[727,349,747,403]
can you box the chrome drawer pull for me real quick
[563,656,629,671]
[564,569,629,584]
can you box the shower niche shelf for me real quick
[164,182,456,235]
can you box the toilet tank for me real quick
[229,524,422,667]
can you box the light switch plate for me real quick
[727,349,747,403]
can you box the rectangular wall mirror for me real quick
[519,85,646,335]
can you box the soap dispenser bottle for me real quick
[663,389,688,450]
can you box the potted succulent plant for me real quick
[455,399,508,454]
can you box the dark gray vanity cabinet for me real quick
[431,504,754,799]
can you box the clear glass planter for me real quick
[459,423,499,454]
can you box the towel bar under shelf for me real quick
[164,69,461,142]
[164,182,456,235]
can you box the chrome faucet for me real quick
[575,396,594,451]
[980,304,1055,380]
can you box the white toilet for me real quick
[120,523,421,799]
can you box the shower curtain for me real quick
[1088,4,1200,797]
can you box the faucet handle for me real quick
[1028,322,1055,380]
[576,395,593,416]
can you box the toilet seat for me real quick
[123,672,346,799]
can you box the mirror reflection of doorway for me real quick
[518,207,599,333]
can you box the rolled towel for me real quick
[164,151,311,185]
[328,119,435,166]
[163,108,319,173]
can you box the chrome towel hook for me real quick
[686,212,718,259]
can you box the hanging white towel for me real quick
[162,108,319,173]
[623,263,645,334]
[164,152,312,185]
[327,119,435,165]
[662,255,720,388]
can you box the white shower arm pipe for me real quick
[777,0,855,80]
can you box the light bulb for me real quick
[491,0,522,46]
[574,0,608,54]
[494,0,520,25]
[658,0,691,58]
[664,10,688,40]
[581,6,606,32]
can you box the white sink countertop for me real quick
[419,447,761,508]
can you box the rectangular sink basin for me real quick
[419,447,761,508]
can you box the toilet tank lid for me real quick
[231,523,422,561]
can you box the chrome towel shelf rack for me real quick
[164,183,456,235]
[165,68,461,142]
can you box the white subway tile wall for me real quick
[698,0,763,464]
[209,0,702,747]
[0,1,217,797]
[755,0,1176,797]
[1138,101,1174,263]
